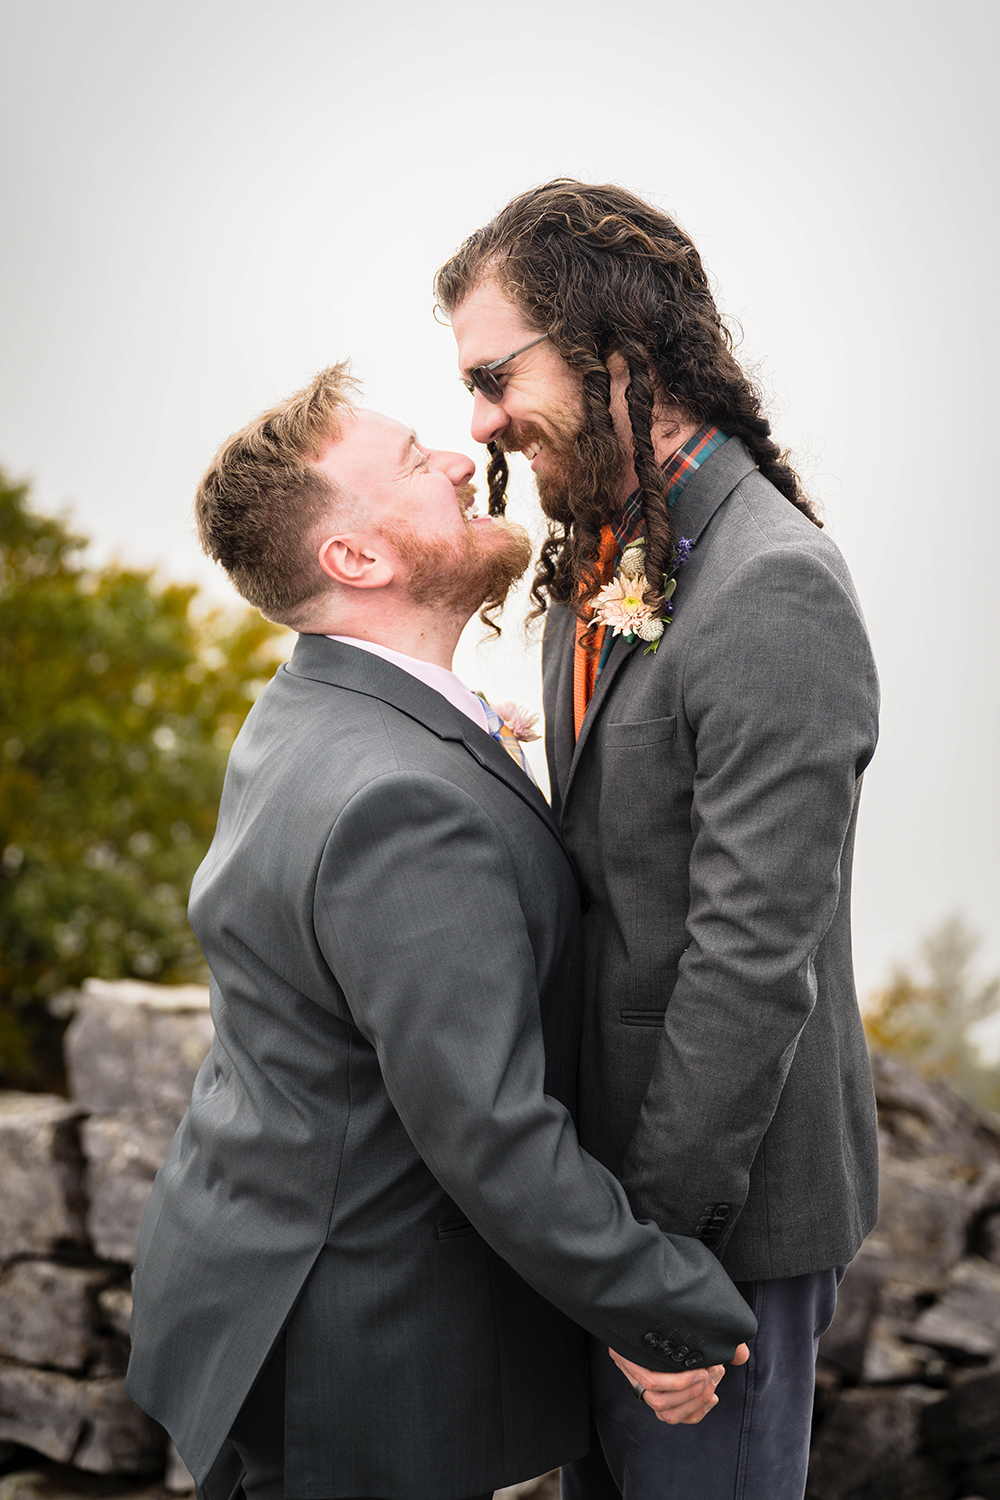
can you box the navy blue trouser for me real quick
[562,1269,841,1500]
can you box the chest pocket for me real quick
[603,715,677,748]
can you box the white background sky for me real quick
[3,0,998,1039]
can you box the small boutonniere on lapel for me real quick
[588,537,692,656]
[491,701,541,742]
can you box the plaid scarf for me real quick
[572,426,727,737]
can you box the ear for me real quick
[317,533,395,591]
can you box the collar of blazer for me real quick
[554,437,757,804]
[284,631,566,847]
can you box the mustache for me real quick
[494,424,546,456]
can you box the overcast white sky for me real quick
[3,0,999,1035]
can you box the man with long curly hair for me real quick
[437,181,880,1500]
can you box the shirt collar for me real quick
[612,425,728,550]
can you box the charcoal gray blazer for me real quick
[543,439,880,1283]
[125,634,755,1500]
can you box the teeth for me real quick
[522,441,542,461]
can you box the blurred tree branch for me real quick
[864,915,1000,1113]
[0,466,289,1089]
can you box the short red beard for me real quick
[379,513,533,617]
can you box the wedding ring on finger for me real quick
[632,1380,645,1402]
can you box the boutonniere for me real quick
[588,537,692,656]
[491,701,542,741]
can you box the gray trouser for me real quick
[562,1268,841,1500]
[226,1329,490,1500]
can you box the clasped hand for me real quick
[608,1342,750,1424]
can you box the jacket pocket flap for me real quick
[604,716,677,747]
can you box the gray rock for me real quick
[97,1285,133,1340]
[80,1113,181,1264]
[164,1443,195,1494]
[976,1210,1000,1265]
[861,1317,942,1385]
[923,1361,1000,1465]
[960,1458,1000,1500]
[0,1096,87,1259]
[807,1385,950,1500]
[495,1476,560,1500]
[0,1479,166,1500]
[818,1246,887,1380]
[64,980,212,1119]
[872,1054,1000,1171]
[908,1258,1000,1359]
[0,1360,164,1471]
[0,1261,117,1372]
[864,1150,971,1287]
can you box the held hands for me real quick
[608,1342,750,1425]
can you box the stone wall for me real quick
[2,984,1000,1498]
[0,980,213,1488]
[809,1053,1000,1500]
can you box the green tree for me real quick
[0,467,288,1089]
[864,915,1000,1112]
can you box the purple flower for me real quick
[674,537,692,568]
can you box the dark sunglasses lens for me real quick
[470,367,504,402]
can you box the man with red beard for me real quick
[437,183,880,1500]
[125,364,756,1500]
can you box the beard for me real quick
[379,505,533,618]
[497,409,627,528]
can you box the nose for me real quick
[469,388,510,447]
[437,449,476,487]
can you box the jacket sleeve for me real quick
[620,542,879,1251]
[313,765,756,1371]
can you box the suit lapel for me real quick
[285,633,563,843]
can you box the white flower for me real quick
[492,701,541,742]
[592,576,656,637]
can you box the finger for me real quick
[639,1374,712,1415]
[648,1389,719,1425]
[607,1349,713,1393]
[731,1342,750,1366]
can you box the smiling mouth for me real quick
[457,482,483,521]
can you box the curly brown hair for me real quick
[435,179,820,621]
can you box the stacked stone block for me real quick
[2,981,1000,1496]
[808,1052,1000,1500]
[0,980,213,1481]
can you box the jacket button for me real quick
[672,1346,689,1361]
[642,1332,660,1348]
[684,1354,703,1368]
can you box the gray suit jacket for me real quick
[543,439,880,1283]
[126,634,755,1500]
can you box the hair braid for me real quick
[485,443,509,516]
[435,180,821,618]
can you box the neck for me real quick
[316,596,470,671]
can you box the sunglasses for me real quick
[463,333,548,401]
